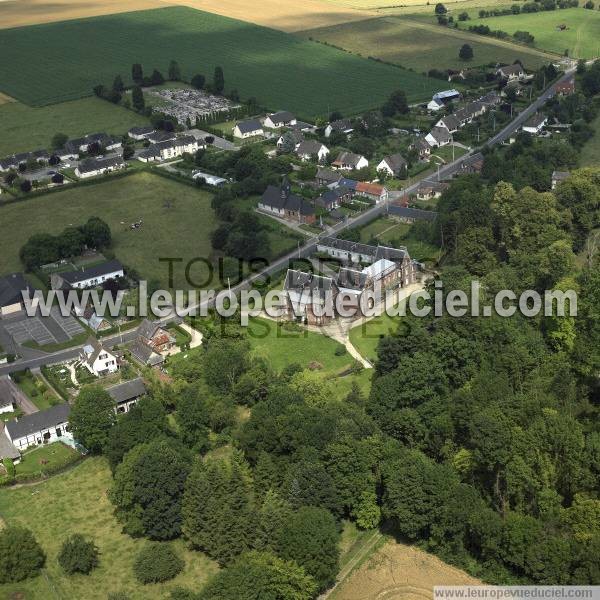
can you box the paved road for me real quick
[0,69,575,376]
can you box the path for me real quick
[179,322,203,348]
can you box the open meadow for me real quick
[302,15,551,73]
[0,457,219,599]
[0,97,151,156]
[460,7,600,58]
[0,7,439,117]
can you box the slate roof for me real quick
[333,151,364,168]
[279,130,304,145]
[524,113,547,129]
[5,403,71,440]
[138,319,161,341]
[439,114,460,131]
[148,131,177,144]
[296,140,326,157]
[380,153,407,174]
[260,185,314,216]
[267,111,295,124]
[0,435,20,460]
[0,376,19,409]
[106,377,147,405]
[337,267,368,291]
[388,205,438,222]
[0,273,33,308]
[428,127,452,145]
[59,260,124,285]
[235,119,263,134]
[283,270,334,302]
[327,119,353,132]
[128,339,164,366]
[318,237,408,262]
[498,63,524,77]
[129,126,155,136]
[316,167,341,185]
[77,155,125,174]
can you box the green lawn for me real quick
[460,8,600,59]
[0,7,439,117]
[0,172,218,289]
[0,97,150,156]
[0,457,219,599]
[12,369,62,410]
[580,113,600,167]
[15,441,79,477]
[349,311,404,365]
[302,15,551,74]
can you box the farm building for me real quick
[233,119,264,139]
[192,171,228,186]
[522,113,548,134]
[258,179,316,224]
[80,338,119,377]
[427,89,460,112]
[377,154,407,178]
[4,403,72,451]
[295,140,329,162]
[75,155,126,178]
[128,126,156,140]
[138,135,200,163]
[106,377,147,414]
[51,260,124,290]
[0,273,36,317]
[332,151,368,171]
[264,111,296,129]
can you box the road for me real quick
[0,69,575,376]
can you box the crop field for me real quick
[0,7,439,117]
[0,457,218,599]
[461,7,600,58]
[322,0,511,10]
[302,16,551,73]
[0,97,151,156]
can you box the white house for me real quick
[377,154,407,178]
[435,114,460,133]
[332,151,368,171]
[80,338,119,377]
[277,130,304,150]
[75,155,126,179]
[295,140,329,162]
[233,119,264,139]
[51,260,124,290]
[522,114,548,134]
[106,377,147,414]
[425,127,452,148]
[4,403,72,451]
[138,135,200,163]
[324,119,354,138]
[264,111,296,129]
[497,63,526,82]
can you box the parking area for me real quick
[1,308,84,347]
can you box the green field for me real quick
[0,457,218,599]
[0,97,150,156]
[580,113,600,167]
[0,7,439,118]
[461,7,600,58]
[303,16,551,72]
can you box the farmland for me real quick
[0,458,219,599]
[302,16,553,73]
[0,7,439,117]
[460,7,600,59]
[322,0,513,10]
[0,97,151,156]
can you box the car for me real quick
[47,170,56,175]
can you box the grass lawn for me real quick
[0,97,150,156]
[0,7,439,117]
[12,369,62,410]
[15,441,79,477]
[580,113,600,167]
[0,172,217,290]
[349,311,404,365]
[302,15,551,73]
[460,7,600,59]
[0,457,219,599]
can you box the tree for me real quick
[58,226,86,258]
[213,66,225,94]
[275,506,340,592]
[150,69,165,85]
[69,385,116,453]
[112,75,125,93]
[58,534,99,575]
[168,59,181,81]
[191,74,206,90]
[198,551,317,600]
[459,43,474,60]
[134,543,184,584]
[51,132,68,150]
[20,179,32,193]
[80,216,111,249]
[203,338,250,392]
[51,173,64,184]
[131,85,145,111]
[0,526,45,583]
[382,89,409,117]
[435,2,447,13]
[123,145,135,160]
[111,439,191,539]
[132,63,143,84]
[20,233,60,269]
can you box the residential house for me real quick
[128,126,156,140]
[332,151,368,171]
[554,76,575,96]
[0,376,19,415]
[425,127,452,148]
[74,305,112,332]
[427,89,461,112]
[258,178,316,224]
[355,182,388,204]
[4,403,72,451]
[65,133,121,154]
[522,113,547,135]
[415,181,449,200]
[138,135,200,163]
[315,167,342,187]
[324,119,354,138]
[295,140,329,162]
[551,170,570,189]
[128,339,165,368]
[459,153,484,175]
[51,260,124,290]
[411,139,431,161]
[496,63,526,81]
[147,131,177,144]
[75,155,126,178]
[377,154,407,178]
[106,377,147,414]
[0,273,36,317]
[264,111,296,129]
[283,270,336,325]
[233,119,264,139]
[435,114,460,133]
[80,338,119,376]
[276,130,304,150]
[479,91,502,107]
[0,150,49,172]
[315,187,352,212]
[137,319,176,354]
[389,205,438,223]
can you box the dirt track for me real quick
[332,540,481,600]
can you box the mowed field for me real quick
[461,7,600,58]
[0,97,151,156]
[0,7,439,117]
[302,16,551,73]
[0,172,217,289]
[0,458,219,599]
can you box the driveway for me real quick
[188,128,238,151]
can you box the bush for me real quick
[133,543,184,584]
[334,344,347,356]
[58,534,99,574]
[0,526,46,583]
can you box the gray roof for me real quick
[552,170,570,181]
[0,434,20,460]
[0,273,33,308]
[428,127,452,144]
[106,377,147,405]
[318,236,409,262]
[283,270,334,301]
[77,155,125,174]
[137,319,160,341]
[148,131,177,144]
[328,119,353,132]
[5,403,71,440]
[316,167,342,184]
[296,140,326,157]
[380,153,407,174]
[388,205,438,222]
[525,113,547,128]
[129,340,164,366]
[260,185,315,217]
[0,376,19,409]
[334,151,364,168]
[268,111,295,124]
[236,119,262,134]
[337,267,368,291]
[59,260,123,285]
[129,126,155,136]
[498,63,524,76]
